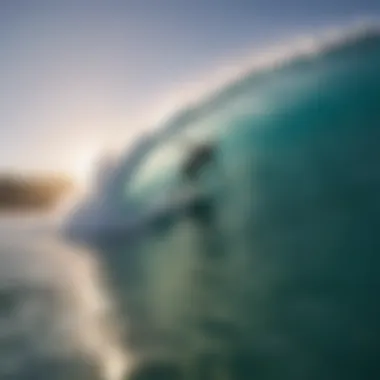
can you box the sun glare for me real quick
[70,147,101,190]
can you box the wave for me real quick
[120,20,380,191]
[60,19,380,379]
[64,19,380,243]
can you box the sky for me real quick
[0,0,379,184]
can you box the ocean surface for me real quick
[2,25,380,380]
[0,215,127,380]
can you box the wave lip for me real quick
[147,19,380,134]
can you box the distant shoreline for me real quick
[0,173,75,214]
[0,206,57,214]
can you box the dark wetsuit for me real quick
[181,143,216,223]
[182,143,216,181]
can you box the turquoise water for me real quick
[66,30,380,380]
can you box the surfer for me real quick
[180,140,217,224]
[182,141,216,181]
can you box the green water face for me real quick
[105,36,380,380]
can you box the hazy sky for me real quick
[0,0,379,182]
